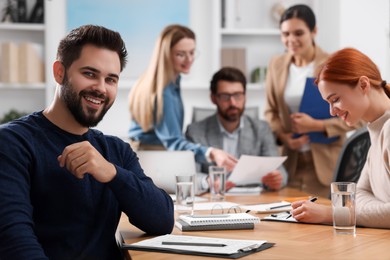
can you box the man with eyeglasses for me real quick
[186,67,288,191]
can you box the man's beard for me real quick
[218,106,244,122]
[61,77,111,127]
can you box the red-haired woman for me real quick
[291,48,390,228]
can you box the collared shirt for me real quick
[216,116,244,159]
[128,76,208,163]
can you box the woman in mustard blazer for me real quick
[264,5,358,197]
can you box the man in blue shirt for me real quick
[0,25,174,259]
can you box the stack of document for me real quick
[240,201,292,214]
[226,185,262,195]
[175,213,260,231]
[122,234,275,258]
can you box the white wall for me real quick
[44,0,67,106]
[317,0,389,80]
[339,0,389,80]
[95,0,390,139]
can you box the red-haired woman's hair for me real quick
[315,48,390,97]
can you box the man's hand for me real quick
[226,181,236,191]
[58,141,116,183]
[261,170,283,190]
[209,148,237,172]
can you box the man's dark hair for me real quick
[210,67,247,95]
[57,24,128,71]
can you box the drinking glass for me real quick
[209,166,226,201]
[175,175,195,215]
[331,182,356,235]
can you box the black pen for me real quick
[286,197,318,219]
[162,241,226,247]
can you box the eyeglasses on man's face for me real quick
[215,92,245,102]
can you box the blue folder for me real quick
[296,77,339,144]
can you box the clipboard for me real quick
[121,234,275,259]
[261,211,298,223]
[295,77,339,144]
[261,212,332,226]
[240,201,292,214]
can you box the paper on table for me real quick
[229,155,287,185]
[193,201,238,211]
[226,186,263,195]
[240,201,292,213]
[126,234,267,255]
[262,211,298,223]
[170,194,209,203]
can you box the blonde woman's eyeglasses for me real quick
[174,50,200,61]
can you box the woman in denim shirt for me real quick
[128,24,236,171]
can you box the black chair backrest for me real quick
[333,127,371,183]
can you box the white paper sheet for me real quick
[226,186,263,195]
[262,211,298,223]
[229,155,287,185]
[193,201,238,211]
[170,194,209,203]
[240,201,292,213]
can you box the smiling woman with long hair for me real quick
[128,24,237,171]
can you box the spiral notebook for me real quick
[175,219,255,231]
[179,213,260,226]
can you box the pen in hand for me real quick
[269,203,292,210]
[286,197,318,219]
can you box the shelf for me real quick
[0,23,45,31]
[0,83,45,89]
[221,28,280,36]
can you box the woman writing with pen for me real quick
[291,48,390,228]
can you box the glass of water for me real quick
[175,175,195,216]
[331,182,356,235]
[209,166,226,201]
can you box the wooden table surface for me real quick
[118,188,390,259]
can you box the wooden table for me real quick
[118,188,390,259]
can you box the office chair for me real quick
[191,106,259,122]
[332,127,371,184]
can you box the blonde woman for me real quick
[129,24,236,171]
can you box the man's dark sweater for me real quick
[0,111,174,259]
